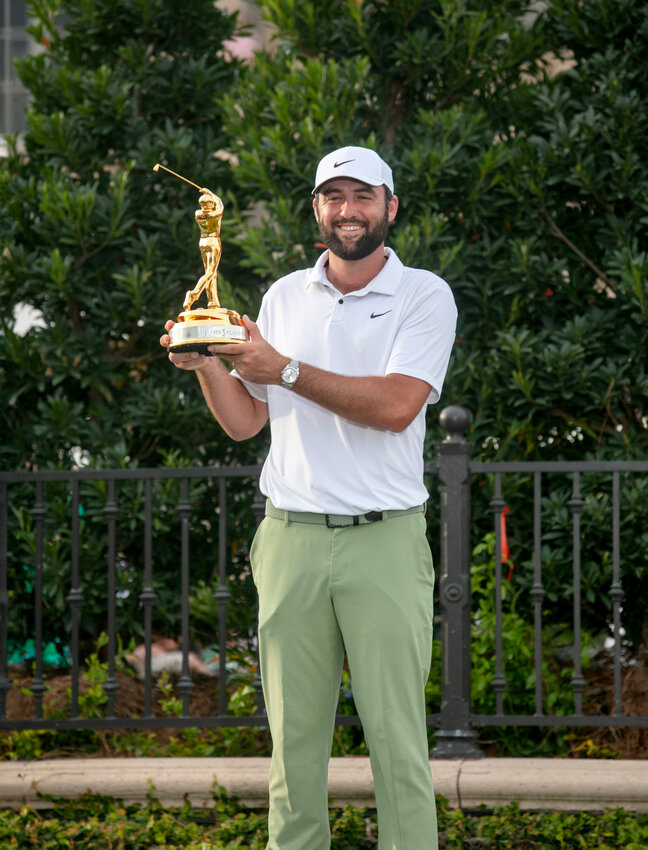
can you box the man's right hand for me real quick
[160,319,209,371]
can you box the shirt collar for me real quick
[306,248,403,296]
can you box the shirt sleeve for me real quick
[385,279,458,404]
[233,372,268,403]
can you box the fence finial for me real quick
[439,405,470,441]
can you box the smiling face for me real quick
[313,178,398,261]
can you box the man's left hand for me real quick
[213,316,288,385]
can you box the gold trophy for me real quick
[153,163,247,353]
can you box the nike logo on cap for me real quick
[370,310,392,319]
[334,159,355,167]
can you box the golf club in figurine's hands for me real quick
[153,163,247,353]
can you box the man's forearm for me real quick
[196,357,268,441]
[291,364,430,433]
[214,316,430,434]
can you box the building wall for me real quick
[0,0,272,154]
[1,0,34,141]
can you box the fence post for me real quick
[432,405,482,758]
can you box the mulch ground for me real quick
[7,669,225,721]
[583,662,648,758]
[4,659,648,758]
[5,667,270,756]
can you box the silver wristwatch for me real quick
[280,359,300,390]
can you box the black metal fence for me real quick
[2,405,647,757]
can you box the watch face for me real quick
[282,362,299,386]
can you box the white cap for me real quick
[313,146,394,194]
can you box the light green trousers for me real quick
[250,511,438,850]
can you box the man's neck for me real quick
[325,245,388,295]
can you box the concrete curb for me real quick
[1,757,648,812]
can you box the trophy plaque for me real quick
[153,163,247,354]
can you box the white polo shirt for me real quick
[235,248,457,514]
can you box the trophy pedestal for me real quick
[169,308,247,355]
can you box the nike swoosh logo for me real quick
[370,310,392,319]
[334,159,355,167]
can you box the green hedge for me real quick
[2,790,648,849]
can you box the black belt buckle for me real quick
[363,511,383,523]
[325,511,383,528]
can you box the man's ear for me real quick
[388,194,399,223]
[312,196,320,221]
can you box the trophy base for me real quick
[169,308,248,356]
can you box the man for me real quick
[160,146,457,850]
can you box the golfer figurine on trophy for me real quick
[153,163,247,353]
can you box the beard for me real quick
[317,208,390,261]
